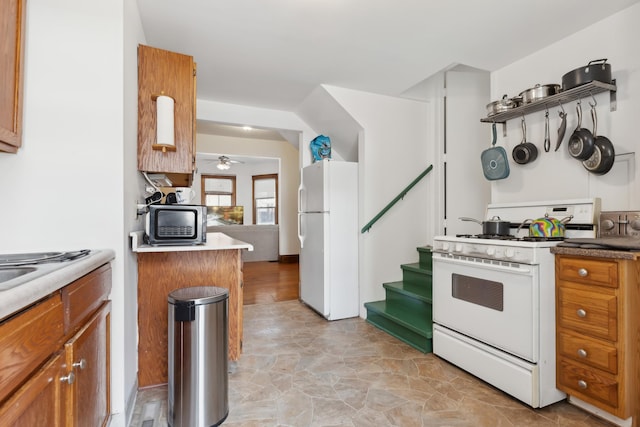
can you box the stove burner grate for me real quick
[454,234,565,242]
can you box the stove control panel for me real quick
[599,211,640,238]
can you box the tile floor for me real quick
[129,300,614,427]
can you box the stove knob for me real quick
[486,247,496,256]
[454,243,463,253]
[601,219,615,231]
[504,248,515,258]
[442,242,450,251]
[630,219,640,230]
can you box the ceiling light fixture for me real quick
[217,157,231,170]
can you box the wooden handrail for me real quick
[361,164,433,233]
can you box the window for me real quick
[201,175,236,207]
[253,174,278,225]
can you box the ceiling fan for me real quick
[215,155,243,170]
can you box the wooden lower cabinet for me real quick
[0,352,67,426]
[64,301,111,427]
[555,254,640,425]
[0,264,112,427]
[137,249,243,387]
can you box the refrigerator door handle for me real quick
[298,213,305,248]
[298,184,305,213]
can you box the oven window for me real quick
[451,273,503,311]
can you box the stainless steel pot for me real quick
[459,216,511,235]
[518,84,561,104]
[486,95,521,116]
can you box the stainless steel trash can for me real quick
[168,286,229,427]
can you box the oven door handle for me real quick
[433,254,534,276]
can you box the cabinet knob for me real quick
[60,371,76,385]
[578,380,588,389]
[578,268,588,277]
[576,308,587,318]
[73,359,87,370]
[577,349,588,358]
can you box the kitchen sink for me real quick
[0,250,92,291]
[0,267,37,284]
[0,252,65,266]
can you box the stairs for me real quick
[364,246,433,353]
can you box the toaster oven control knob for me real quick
[601,219,615,230]
[486,247,495,256]
[504,248,515,258]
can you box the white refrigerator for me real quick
[298,159,359,320]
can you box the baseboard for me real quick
[279,254,299,263]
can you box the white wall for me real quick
[0,0,137,425]
[323,86,431,316]
[491,3,640,210]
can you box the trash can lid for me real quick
[168,286,229,305]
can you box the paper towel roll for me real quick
[156,95,175,147]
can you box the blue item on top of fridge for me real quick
[310,135,331,162]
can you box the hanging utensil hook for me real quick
[589,92,597,108]
[558,101,565,114]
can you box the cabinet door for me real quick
[0,352,66,426]
[63,301,111,427]
[137,44,195,181]
[0,0,26,152]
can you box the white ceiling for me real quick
[137,0,639,113]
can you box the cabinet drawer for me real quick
[557,330,617,374]
[0,295,64,403]
[557,257,618,288]
[557,287,617,341]
[62,263,111,336]
[558,357,618,409]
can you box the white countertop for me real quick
[129,231,254,253]
[0,249,115,322]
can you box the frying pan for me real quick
[582,105,615,175]
[512,117,538,165]
[568,101,595,160]
[481,123,510,180]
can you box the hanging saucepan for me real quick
[459,216,511,236]
[562,59,612,91]
[486,95,521,117]
[568,101,595,160]
[517,214,573,238]
[582,104,615,175]
[518,84,561,104]
[512,117,538,165]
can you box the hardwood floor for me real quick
[242,261,299,305]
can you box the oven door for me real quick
[433,253,539,362]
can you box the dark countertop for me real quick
[551,245,640,260]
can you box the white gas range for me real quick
[432,199,600,408]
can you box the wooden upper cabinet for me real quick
[0,0,26,153]
[137,44,196,186]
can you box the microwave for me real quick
[145,204,207,245]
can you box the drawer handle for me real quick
[578,380,588,389]
[73,359,87,370]
[578,268,588,277]
[60,371,76,385]
[577,309,587,318]
[577,349,588,358]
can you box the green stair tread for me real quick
[401,262,433,275]
[383,281,432,302]
[364,300,432,338]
